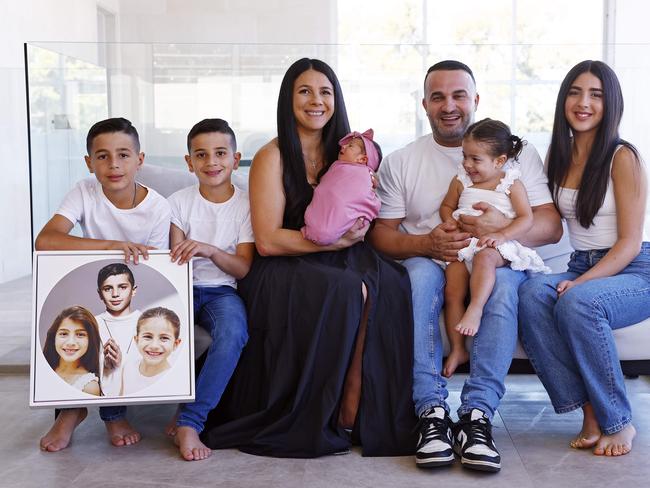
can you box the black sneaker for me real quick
[453,409,501,472]
[415,407,454,468]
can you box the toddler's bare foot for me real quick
[443,348,469,378]
[593,424,636,456]
[454,306,482,336]
[570,404,601,449]
[165,409,180,437]
[40,408,87,452]
[105,419,141,447]
[174,426,212,461]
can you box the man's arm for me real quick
[368,217,470,262]
[457,201,562,247]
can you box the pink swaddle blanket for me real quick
[301,129,381,245]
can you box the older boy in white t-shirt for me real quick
[35,117,171,452]
[167,118,254,461]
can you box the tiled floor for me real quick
[2,275,650,487]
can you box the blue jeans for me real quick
[99,405,126,422]
[405,257,526,419]
[519,243,650,435]
[177,285,248,433]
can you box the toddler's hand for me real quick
[478,232,506,248]
[108,241,153,264]
[556,279,577,297]
[171,239,215,265]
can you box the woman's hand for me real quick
[556,279,578,297]
[334,218,370,249]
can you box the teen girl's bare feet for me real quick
[443,347,469,378]
[105,419,141,446]
[593,424,636,456]
[40,408,87,452]
[570,403,601,449]
[174,426,212,461]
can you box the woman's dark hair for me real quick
[43,306,101,378]
[137,307,181,339]
[547,60,641,227]
[464,118,525,161]
[277,58,350,229]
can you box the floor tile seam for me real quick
[497,409,537,487]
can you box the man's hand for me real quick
[425,221,471,262]
[103,339,122,372]
[458,202,510,238]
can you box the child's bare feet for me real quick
[593,424,636,456]
[174,426,212,461]
[443,347,469,378]
[455,306,482,336]
[105,419,141,447]
[40,408,87,452]
[165,409,180,437]
[570,404,601,449]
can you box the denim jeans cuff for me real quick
[554,399,587,415]
[100,412,127,422]
[601,417,632,436]
[417,402,449,418]
[176,419,203,434]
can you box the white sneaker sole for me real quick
[415,453,455,468]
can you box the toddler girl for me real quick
[440,118,549,377]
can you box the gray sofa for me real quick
[139,163,650,375]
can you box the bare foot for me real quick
[105,419,141,447]
[174,426,212,461]
[570,404,601,449]
[454,306,482,336]
[165,408,180,437]
[593,424,636,456]
[443,347,469,378]
[39,408,88,452]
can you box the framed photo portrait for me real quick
[30,251,194,408]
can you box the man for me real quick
[369,60,562,472]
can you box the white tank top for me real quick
[557,146,649,250]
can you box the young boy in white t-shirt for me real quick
[35,117,171,452]
[167,118,254,461]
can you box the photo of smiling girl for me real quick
[120,307,181,396]
[42,306,102,396]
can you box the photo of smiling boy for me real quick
[35,117,171,452]
[167,118,253,461]
[95,263,141,397]
[121,307,181,395]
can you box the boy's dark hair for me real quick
[86,117,140,154]
[464,118,525,161]
[137,307,181,339]
[370,140,383,163]
[424,60,476,91]
[97,263,135,289]
[187,118,237,153]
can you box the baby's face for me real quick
[339,138,367,164]
[134,317,179,366]
[55,318,89,364]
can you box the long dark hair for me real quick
[277,58,350,229]
[547,60,640,227]
[43,306,101,378]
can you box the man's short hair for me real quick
[424,60,476,91]
[97,263,135,289]
[186,118,237,153]
[86,117,140,154]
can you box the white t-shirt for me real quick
[120,357,167,396]
[377,134,553,236]
[168,185,255,288]
[96,309,141,397]
[56,177,171,249]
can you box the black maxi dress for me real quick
[201,207,418,458]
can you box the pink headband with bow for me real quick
[338,128,380,171]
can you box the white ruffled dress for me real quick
[452,164,551,274]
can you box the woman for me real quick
[201,58,417,457]
[519,60,649,457]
